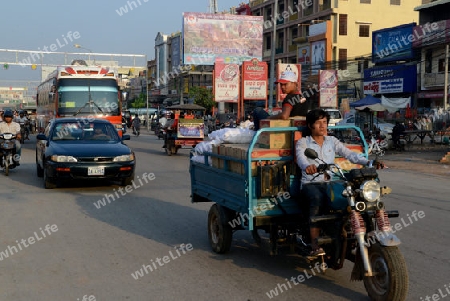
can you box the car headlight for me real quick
[360,180,381,202]
[51,155,78,162]
[113,154,134,162]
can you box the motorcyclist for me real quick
[296,109,382,257]
[15,110,30,140]
[392,121,406,150]
[0,110,22,166]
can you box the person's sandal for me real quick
[309,247,325,257]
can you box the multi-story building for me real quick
[413,0,450,112]
[248,0,423,99]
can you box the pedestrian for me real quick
[132,114,141,136]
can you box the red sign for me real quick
[242,58,268,100]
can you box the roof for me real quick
[414,0,450,11]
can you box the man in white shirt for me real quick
[14,111,30,140]
[0,110,22,166]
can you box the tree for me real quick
[188,86,215,113]
[131,93,146,108]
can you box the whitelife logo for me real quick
[0,224,58,261]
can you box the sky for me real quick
[0,0,243,82]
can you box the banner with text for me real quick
[214,61,240,103]
[242,58,267,100]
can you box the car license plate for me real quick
[88,167,104,176]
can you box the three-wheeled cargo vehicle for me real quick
[189,124,408,301]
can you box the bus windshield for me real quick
[57,78,120,116]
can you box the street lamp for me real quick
[74,44,95,65]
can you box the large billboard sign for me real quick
[242,58,267,100]
[412,20,450,48]
[372,23,416,63]
[214,60,240,103]
[363,65,417,94]
[182,12,263,66]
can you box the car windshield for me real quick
[51,121,120,142]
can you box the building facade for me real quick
[248,0,423,100]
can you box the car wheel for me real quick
[36,153,44,178]
[44,166,57,189]
[121,172,135,187]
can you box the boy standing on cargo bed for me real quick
[252,71,308,130]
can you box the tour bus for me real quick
[36,64,123,135]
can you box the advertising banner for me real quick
[372,23,416,63]
[242,58,267,100]
[412,20,450,48]
[310,40,325,75]
[178,119,205,138]
[363,65,417,94]
[214,60,240,103]
[276,64,301,102]
[182,12,263,66]
[319,70,338,107]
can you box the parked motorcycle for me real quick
[367,133,388,156]
[0,133,18,176]
[297,148,408,300]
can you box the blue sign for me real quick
[372,23,416,63]
[363,65,417,94]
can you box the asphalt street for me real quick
[0,130,448,301]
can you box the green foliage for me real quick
[131,93,146,108]
[188,86,215,112]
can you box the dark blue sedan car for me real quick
[36,118,135,189]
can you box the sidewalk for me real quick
[380,143,450,177]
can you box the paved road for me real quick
[0,132,448,301]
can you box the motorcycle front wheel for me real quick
[363,243,408,301]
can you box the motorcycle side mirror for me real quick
[304,148,318,159]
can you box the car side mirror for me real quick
[122,134,131,141]
[36,134,47,140]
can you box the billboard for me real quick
[214,60,240,103]
[182,12,263,66]
[310,40,325,75]
[372,23,416,63]
[363,65,417,94]
[412,20,450,48]
[242,58,267,100]
[319,70,338,108]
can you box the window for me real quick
[265,35,271,50]
[438,58,450,73]
[425,50,432,73]
[359,25,370,37]
[339,14,347,36]
[360,0,371,3]
[339,49,348,70]
[390,0,400,4]
[357,60,369,73]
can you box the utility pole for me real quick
[444,44,449,111]
[268,0,278,112]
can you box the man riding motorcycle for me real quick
[0,110,22,166]
[296,109,382,256]
[14,110,30,140]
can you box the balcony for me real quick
[423,73,448,88]
[263,49,272,57]
[288,44,297,52]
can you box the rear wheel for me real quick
[208,204,233,254]
[363,244,408,301]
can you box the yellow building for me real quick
[249,0,426,97]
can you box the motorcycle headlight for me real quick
[113,154,134,162]
[360,180,381,202]
[51,155,78,162]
